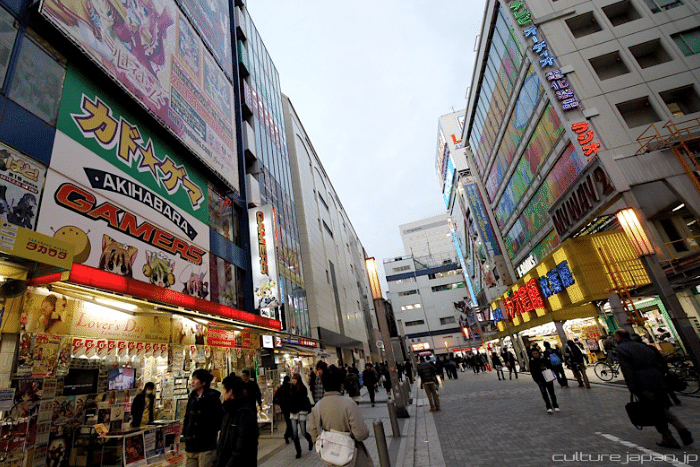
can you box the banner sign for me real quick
[36,131,210,297]
[175,0,231,79]
[0,142,47,230]
[248,205,281,311]
[40,1,238,192]
[0,222,73,270]
[463,178,501,256]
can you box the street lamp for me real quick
[616,208,700,368]
[365,257,409,418]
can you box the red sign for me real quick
[503,279,547,321]
[571,121,602,161]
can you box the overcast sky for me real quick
[246,1,486,283]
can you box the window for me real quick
[672,28,700,56]
[439,317,456,325]
[616,97,661,128]
[8,29,66,125]
[400,304,422,311]
[642,0,682,13]
[431,282,466,292]
[0,7,17,87]
[391,277,416,285]
[660,218,688,253]
[629,39,673,69]
[208,185,235,242]
[322,220,333,237]
[602,0,641,26]
[589,51,630,80]
[428,270,459,280]
[660,85,700,116]
[318,193,329,210]
[398,290,418,297]
[566,12,603,39]
[405,320,425,327]
[210,256,240,308]
[393,265,411,272]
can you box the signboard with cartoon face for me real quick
[0,142,47,230]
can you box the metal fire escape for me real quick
[636,117,700,194]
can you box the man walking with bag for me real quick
[614,329,693,448]
[416,356,440,412]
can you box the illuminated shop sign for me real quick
[249,205,281,312]
[502,278,546,320]
[282,338,318,348]
[571,121,602,161]
[538,261,575,298]
[509,2,580,111]
[411,342,431,351]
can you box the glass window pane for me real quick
[9,33,65,125]
[0,7,17,87]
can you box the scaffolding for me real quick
[636,117,700,194]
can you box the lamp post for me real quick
[366,257,409,418]
[616,208,700,368]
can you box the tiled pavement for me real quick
[257,368,700,467]
[432,368,700,467]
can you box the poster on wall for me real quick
[248,205,281,312]
[0,142,46,230]
[35,132,211,301]
[39,0,238,192]
[174,0,231,78]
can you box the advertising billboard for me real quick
[248,205,281,313]
[40,0,238,192]
[0,142,46,230]
[463,178,501,257]
[175,0,232,79]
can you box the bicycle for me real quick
[668,357,700,395]
[594,359,620,381]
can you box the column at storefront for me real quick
[490,230,652,360]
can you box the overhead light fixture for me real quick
[672,203,685,212]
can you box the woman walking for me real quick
[491,352,505,381]
[529,348,560,414]
[289,373,313,459]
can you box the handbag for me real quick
[625,394,663,430]
[542,369,557,382]
[315,415,357,467]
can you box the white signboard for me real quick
[248,205,280,311]
[36,132,210,297]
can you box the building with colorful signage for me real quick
[282,95,377,365]
[463,0,700,357]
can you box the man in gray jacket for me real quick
[614,329,692,448]
[416,357,440,412]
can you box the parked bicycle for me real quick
[594,358,620,381]
[668,356,700,395]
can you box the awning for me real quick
[278,344,330,358]
[317,327,363,349]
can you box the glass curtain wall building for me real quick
[237,7,310,337]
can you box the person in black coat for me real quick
[566,339,590,388]
[273,376,293,443]
[212,375,259,467]
[529,348,560,414]
[183,369,223,466]
[289,373,313,459]
[543,341,568,388]
[240,370,262,412]
[362,363,378,407]
[130,382,155,428]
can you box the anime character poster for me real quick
[9,379,42,418]
[39,0,238,191]
[123,431,147,467]
[248,205,281,311]
[0,143,46,230]
[174,0,231,78]
[20,290,73,336]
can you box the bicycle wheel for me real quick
[594,362,614,381]
[678,369,700,395]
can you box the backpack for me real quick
[549,352,562,366]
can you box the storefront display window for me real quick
[210,255,240,309]
[8,29,66,125]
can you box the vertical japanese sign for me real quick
[248,205,281,313]
[463,178,501,256]
[39,0,238,192]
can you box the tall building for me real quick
[384,214,474,357]
[237,4,310,338]
[282,95,377,365]
[461,0,700,357]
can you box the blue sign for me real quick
[539,261,575,298]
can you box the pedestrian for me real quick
[130,382,155,427]
[311,361,327,404]
[471,353,480,374]
[566,339,590,388]
[273,375,293,444]
[614,329,693,448]
[362,363,378,407]
[404,359,414,384]
[502,349,518,380]
[183,369,223,467]
[240,370,262,412]
[491,352,505,380]
[543,342,568,388]
[529,348,560,414]
[212,375,258,467]
[379,363,392,397]
[416,356,440,412]
[435,357,445,381]
[309,365,374,467]
[289,373,313,459]
[345,369,361,404]
[396,362,404,382]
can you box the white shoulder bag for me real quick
[315,414,357,467]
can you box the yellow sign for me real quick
[0,222,74,269]
[493,230,650,329]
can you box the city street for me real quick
[259,368,700,467]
